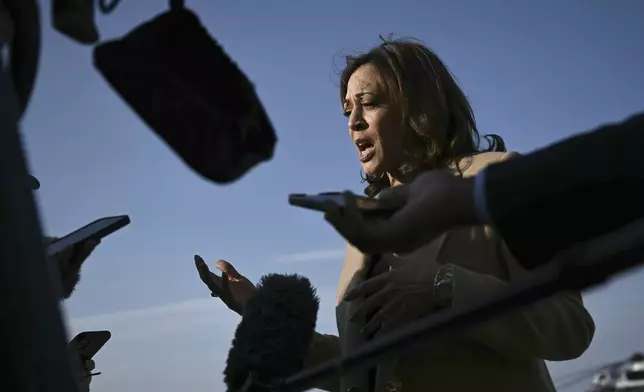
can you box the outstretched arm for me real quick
[480,113,644,269]
[322,112,644,264]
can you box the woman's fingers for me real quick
[194,255,222,296]
[215,259,242,281]
[376,311,407,338]
[194,255,211,281]
[350,287,389,322]
[345,272,390,301]
[217,268,243,314]
[221,271,230,295]
[361,301,398,337]
[194,254,206,266]
[376,301,410,337]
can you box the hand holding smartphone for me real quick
[47,215,130,258]
[69,331,112,360]
[288,192,404,217]
[69,331,111,382]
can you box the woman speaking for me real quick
[195,38,595,392]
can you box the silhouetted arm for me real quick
[479,113,644,269]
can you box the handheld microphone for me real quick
[224,274,319,392]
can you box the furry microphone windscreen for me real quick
[224,274,319,392]
[93,6,277,185]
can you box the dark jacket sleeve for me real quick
[484,112,644,269]
[302,333,341,392]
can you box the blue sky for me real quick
[21,1,644,391]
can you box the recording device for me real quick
[46,215,130,257]
[288,192,404,217]
[69,331,111,360]
[93,2,277,185]
[224,274,319,392]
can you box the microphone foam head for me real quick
[224,273,319,392]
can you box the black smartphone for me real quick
[47,215,130,257]
[69,331,112,360]
[288,192,403,216]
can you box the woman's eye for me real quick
[342,111,351,118]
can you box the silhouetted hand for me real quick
[45,236,100,299]
[76,358,95,392]
[323,170,479,255]
[68,343,96,392]
[194,255,255,315]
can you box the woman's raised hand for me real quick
[194,255,256,315]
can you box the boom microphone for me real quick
[93,3,277,185]
[224,274,319,392]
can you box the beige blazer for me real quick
[304,152,596,392]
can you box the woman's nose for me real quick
[348,109,367,131]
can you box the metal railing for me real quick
[279,216,644,391]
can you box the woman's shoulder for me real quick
[471,150,521,164]
[455,151,521,176]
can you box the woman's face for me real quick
[343,64,405,177]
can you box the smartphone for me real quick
[47,215,130,257]
[69,331,112,360]
[288,192,403,216]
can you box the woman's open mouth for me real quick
[356,139,375,163]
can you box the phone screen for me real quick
[47,215,130,257]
